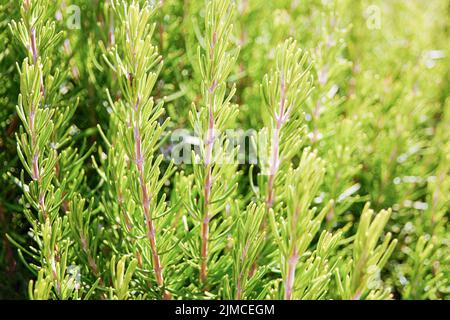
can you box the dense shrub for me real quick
[0,0,448,300]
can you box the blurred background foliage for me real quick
[0,0,448,299]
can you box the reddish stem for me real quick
[284,248,299,300]
[265,73,287,211]
[200,102,214,285]
[133,97,170,299]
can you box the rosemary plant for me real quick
[187,0,239,287]
[1,0,448,300]
[103,0,176,299]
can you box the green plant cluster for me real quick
[0,0,448,300]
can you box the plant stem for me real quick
[28,29,47,219]
[132,97,169,299]
[200,21,218,282]
[200,83,215,285]
[285,206,300,300]
[284,247,298,300]
[265,73,287,212]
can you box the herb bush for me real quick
[0,0,448,300]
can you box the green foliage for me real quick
[187,0,240,289]
[0,0,448,300]
[335,204,397,299]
